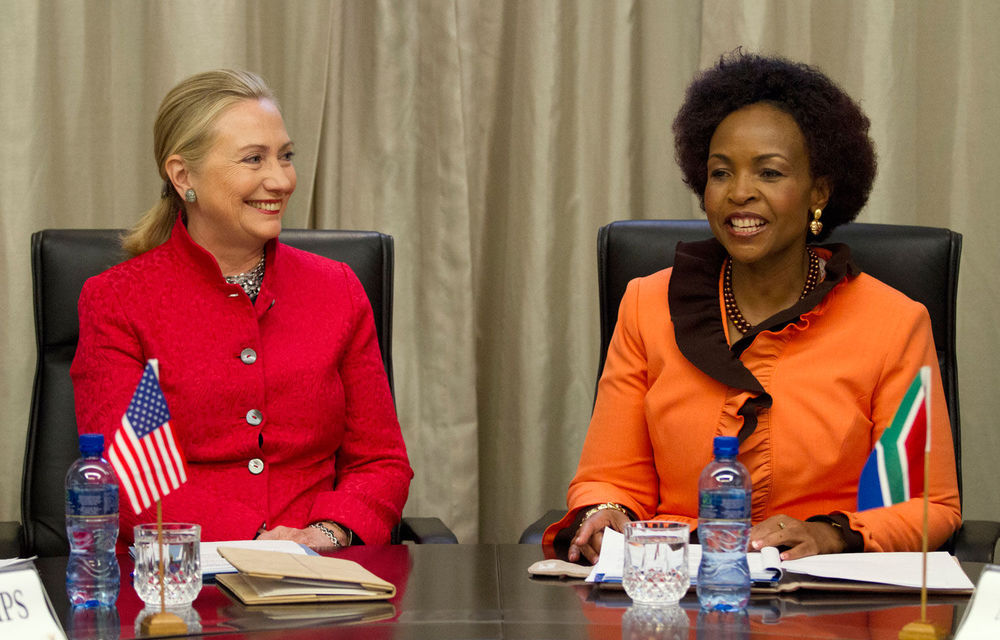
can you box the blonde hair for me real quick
[123,69,277,256]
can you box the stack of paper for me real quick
[215,547,396,605]
[200,539,311,576]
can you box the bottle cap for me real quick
[713,436,738,457]
[79,433,105,456]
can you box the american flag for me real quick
[108,359,188,514]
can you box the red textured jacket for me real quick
[71,217,412,547]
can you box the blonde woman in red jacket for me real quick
[71,70,412,551]
[545,52,960,563]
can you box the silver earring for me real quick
[185,188,197,203]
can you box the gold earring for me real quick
[809,209,823,236]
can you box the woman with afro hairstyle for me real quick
[545,51,960,563]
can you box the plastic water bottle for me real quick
[697,436,751,611]
[65,433,120,607]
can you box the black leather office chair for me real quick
[4,228,457,558]
[520,220,1000,562]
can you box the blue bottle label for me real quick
[699,489,750,520]
[66,487,118,516]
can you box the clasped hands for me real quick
[568,510,846,565]
[256,521,350,552]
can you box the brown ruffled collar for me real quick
[666,237,858,441]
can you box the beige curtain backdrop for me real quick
[2,0,998,545]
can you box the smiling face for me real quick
[704,102,828,271]
[182,98,296,265]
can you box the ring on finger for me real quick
[777,521,786,530]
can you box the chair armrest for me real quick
[519,509,566,544]
[0,521,23,558]
[951,520,1000,563]
[398,517,458,544]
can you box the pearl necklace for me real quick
[723,248,821,335]
[225,251,266,300]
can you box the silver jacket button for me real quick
[248,458,264,475]
[246,409,263,426]
[240,348,257,364]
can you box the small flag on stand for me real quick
[857,366,931,511]
[856,366,944,640]
[109,359,190,636]
[108,359,188,514]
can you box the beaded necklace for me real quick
[225,251,266,300]
[723,247,821,335]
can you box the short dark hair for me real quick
[672,51,877,240]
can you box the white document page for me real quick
[199,539,310,575]
[586,527,626,582]
[781,551,974,590]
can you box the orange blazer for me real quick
[545,240,960,552]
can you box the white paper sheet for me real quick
[780,551,973,590]
[199,539,311,575]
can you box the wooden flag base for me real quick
[898,620,946,640]
[139,611,188,636]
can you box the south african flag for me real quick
[857,366,931,510]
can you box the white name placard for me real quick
[955,565,1000,640]
[0,568,65,639]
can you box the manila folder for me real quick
[216,547,396,605]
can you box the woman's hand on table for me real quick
[750,515,846,560]
[257,523,348,552]
[568,508,631,565]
